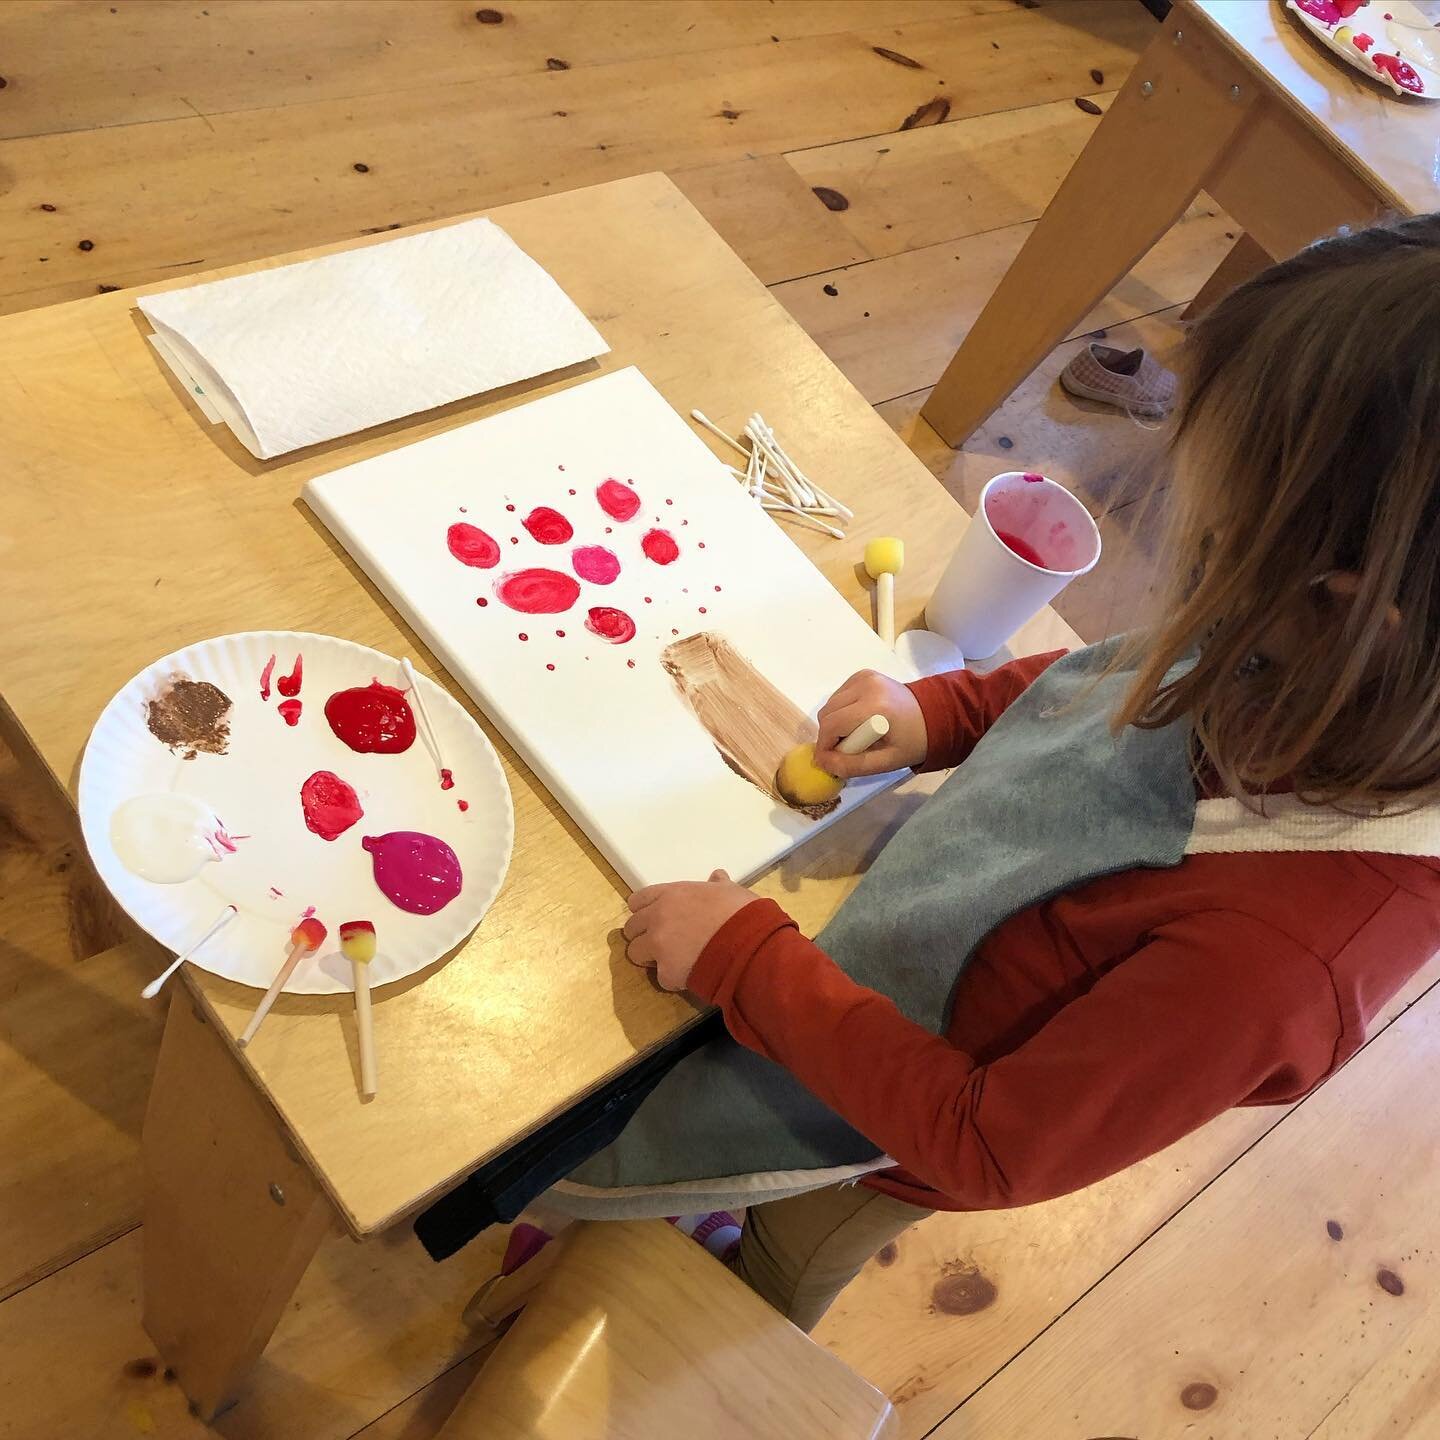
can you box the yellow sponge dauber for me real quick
[775,742,844,808]
[863,537,904,579]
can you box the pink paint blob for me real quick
[585,606,637,644]
[259,653,276,701]
[596,478,641,522]
[641,529,680,565]
[495,568,581,614]
[1022,472,1045,484]
[278,698,303,726]
[362,831,463,915]
[325,681,415,753]
[440,768,455,790]
[277,655,303,698]
[522,506,574,544]
[995,529,1048,567]
[447,522,501,569]
[1291,0,1343,21]
[300,770,363,842]
[572,545,621,584]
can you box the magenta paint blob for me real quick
[362,831,464,915]
[641,529,680,565]
[572,544,621,584]
[596,478,641,522]
[447,522,501,569]
[494,568,582,614]
[300,770,363,842]
[521,506,574,544]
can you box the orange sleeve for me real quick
[689,900,1339,1208]
[907,650,1066,772]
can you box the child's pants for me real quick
[730,1182,933,1332]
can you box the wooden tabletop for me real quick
[1193,0,1440,216]
[0,172,1076,1237]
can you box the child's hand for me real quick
[815,670,927,777]
[624,870,757,992]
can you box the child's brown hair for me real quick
[1115,214,1440,810]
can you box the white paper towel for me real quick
[138,218,609,459]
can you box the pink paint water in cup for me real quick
[926,471,1101,658]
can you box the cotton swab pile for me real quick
[691,409,853,540]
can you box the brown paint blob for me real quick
[1378,1268,1405,1296]
[145,676,232,758]
[929,1260,997,1316]
[1326,1219,1344,1241]
[875,1242,899,1267]
[1180,1383,1218,1411]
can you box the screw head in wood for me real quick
[269,1182,286,1206]
[1230,83,1242,100]
[1173,28,1184,43]
[1140,80,1154,97]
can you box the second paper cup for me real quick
[926,471,1101,659]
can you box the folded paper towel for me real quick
[139,218,609,460]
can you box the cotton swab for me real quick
[761,499,847,539]
[339,920,378,1099]
[238,917,327,1048]
[399,657,448,784]
[690,409,751,462]
[140,904,238,999]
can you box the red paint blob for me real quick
[300,770,363,841]
[476,597,489,607]
[361,831,463,915]
[585,606,637,644]
[995,530,1048,567]
[278,698,303,726]
[447,522,501,569]
[519,632,528,641]
[259,653,276,701]
[521,506,574,544]
[572,545,621,584]
[641,529,680,565]
[596,478,641,522]
[277,655,303,698]
[1372,52,1422,91]
[324,681,416,753]
[457,798,470,812]
[495,568,581,614]
[439,768,454,790]
[1353,30,1375,51]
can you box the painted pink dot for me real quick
[476,597,489,607]
[596,478,641,522]
[642,529,680,565]
[522,506,574,544]
[572,544,622,585]
[447,522,501,569]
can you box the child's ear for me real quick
[1316,570,1402,635]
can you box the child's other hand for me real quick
[624,870,757,992]
[815,670,927,777]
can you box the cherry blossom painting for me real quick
[304,367,913,887]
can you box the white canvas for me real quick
[139,218,609,459]
[304,367,916,889]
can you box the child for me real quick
[621,215,1440,1331]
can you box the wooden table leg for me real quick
[141,990,333,1420]
[920,13,1257,447]
[1181,232,1272,320]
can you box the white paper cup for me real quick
[926,471,1101,658]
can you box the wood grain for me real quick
[937,966,1440,1439]
[773,201,1232,406]
[1,1,1154,313]
[0,173,1079,1241]
[818,955,1440,1439]
[436,1219,895,1439]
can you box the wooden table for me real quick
[920,0,1440,446]
[0,171,1077,1420]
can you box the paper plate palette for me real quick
[1286,0,1440,98]
[79,631,513,994]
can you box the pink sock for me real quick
[672,1211,742,1261]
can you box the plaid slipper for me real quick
[1059,342,1177,417]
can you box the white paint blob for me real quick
[109,793,222,884]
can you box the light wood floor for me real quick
[4,3,1437,1437]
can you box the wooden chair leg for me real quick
[1182,232,1272,320]
[920,14,1257,448]
[141,992,332,1420]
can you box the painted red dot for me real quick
[457,799,469,812]
[518,632,528,641]
[556,629,566,637]
[558,464,566,471]
[567,488,576,496]
[698,606,707,614]
[681,519,689,527]
[671,627,679,635]
[505,503,516,512]
[626,659,635,669]
[605,526,613,534]
[642,529,680,565]
[643,596,653,604]
[596,478,641,522]
[665,498,674,505]
[510,536,519,544]
[698,541,706,549]
[714,584,722,592]
[584,606,637,644]
[573,545,621,585]
[458,505,468,513]
[447,522,501,569]
[546,663,555,671]
[476,597,488,606]
[522,506,575,544]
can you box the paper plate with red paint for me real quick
[78,630,513,994]
[1286,0,1440,98]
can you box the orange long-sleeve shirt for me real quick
[689,654,1440,1211]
